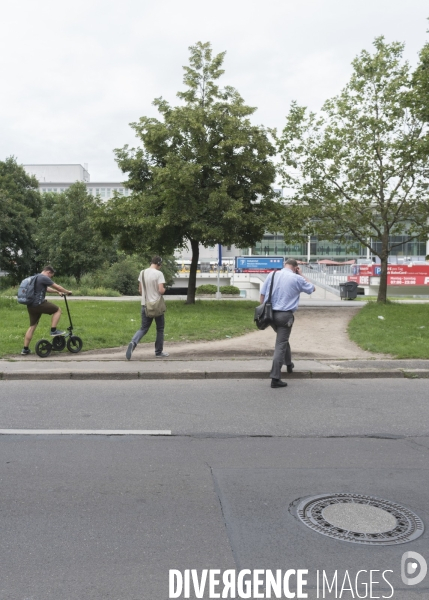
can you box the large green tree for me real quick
[37,182,109,283]
[101,42,277,303]
[0,157,41,281]
[279,38,429,303]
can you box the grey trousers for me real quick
[269,310,294,379]
[131,307,165,355]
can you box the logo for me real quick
[401,551,427,586]
[374,266,381,276]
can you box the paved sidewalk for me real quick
[2,358,428,380]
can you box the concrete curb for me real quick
[2,370,429,380]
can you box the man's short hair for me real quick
[285,258,298,268]
[151,256,162,266]
[42,265,55,275]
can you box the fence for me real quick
[300,265,353,295]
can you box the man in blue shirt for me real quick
[260,258,315,388]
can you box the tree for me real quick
[279,38,429,303]
[412,37,429,123]
[0,157,41,281]
[37,182,109,283]
[102,41,277,303]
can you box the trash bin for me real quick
[339,281,358,300]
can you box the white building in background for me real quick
[23,164,130,198]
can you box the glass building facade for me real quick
[244,233,427,261]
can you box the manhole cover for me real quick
[294,493,424,545]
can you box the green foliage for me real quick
[279,38,429,303]
[0,298,258,357]
[220,285,240,294]
[0,157,41,281]
[104,255,141,295]
[0,275,15,290]
[99,41,276,304]
[411,40,429,123]
[348,302,429,358]
[196,284,217,294]
[37,182,111,283]
[195,284,240,295]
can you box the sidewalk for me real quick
[2,305,428,380]
[1,357,429,380]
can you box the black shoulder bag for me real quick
[254,271,276,330]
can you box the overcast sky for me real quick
[1,0,428,181]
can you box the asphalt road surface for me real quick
[0,379,428,599]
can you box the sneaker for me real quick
[50,330,65,337]
[126,342,135,361]
[155,352,170,358]
[21,348,31,355]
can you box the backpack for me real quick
[17,275,39,306]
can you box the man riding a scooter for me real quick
[21,265,72,355]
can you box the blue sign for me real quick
[235,257,284,272]
[374,266,382,276]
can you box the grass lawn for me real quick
[348,302,429,358]
[0,298,258,358]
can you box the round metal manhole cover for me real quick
[294,493,424,545]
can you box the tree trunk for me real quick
[377,233,389,303]
[186,239,199,304]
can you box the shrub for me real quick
[0,275,15,291]
[220,285,240,295]
[196,284,217,295]
[76,287,120,297]
[104,256,141,295]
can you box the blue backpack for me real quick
[17,275,39,306]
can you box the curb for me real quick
[1,370,429,380]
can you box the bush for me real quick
[195,285,241,295]
[73,287,120,297]
[220,285,240,295]
[104,256,141,295]
[196,284,217,295]
[0,275,15,291]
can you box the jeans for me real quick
[269,310,294,380]
[131,307,165,355]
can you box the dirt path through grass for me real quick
[81,307,389,361]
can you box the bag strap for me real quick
[141,270,148,304]
[266,271,276,303]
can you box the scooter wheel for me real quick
[67,336,83,354]
[35,339,53,358]
[52,336,66,351]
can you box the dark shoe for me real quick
[155,352,169,358]
[50,329,65,337]
[287,362,294,373]
[126,342,135,360]
[271,378,287,388]
[21,348,31,355]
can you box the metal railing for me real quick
[300,265,352,295]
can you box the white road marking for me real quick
[0,429,171,435]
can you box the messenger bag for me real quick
[254,271,276,330]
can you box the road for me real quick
[0,379,428,599]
